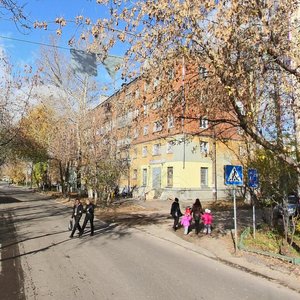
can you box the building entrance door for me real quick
[152,167,161,189]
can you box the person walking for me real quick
[202,208,213,235]
[80,199,95,236]
[170,197,182,231]
[181,207,192,235]
[70,199,83,238]
[191,198,203,234]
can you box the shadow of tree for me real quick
[79,213,169,242]
[0,195,22,203]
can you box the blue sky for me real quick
[0,0,125,91]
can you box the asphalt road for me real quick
[0,184,299,300]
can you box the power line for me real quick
[0,34,123,59]
[0,35,70,51]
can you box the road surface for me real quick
[0,184,299,299]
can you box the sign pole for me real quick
[233,186,238,252]
[253,202,256,239]
[224,165,243,253]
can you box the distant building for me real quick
[92,62,245,201]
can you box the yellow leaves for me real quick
[56,29,62,36]
[118,32,126,42]
[91,26,100,38]
[225,86,235,96]
[55,17,66,27]
[33,21,48,30]
[76,15,84,24]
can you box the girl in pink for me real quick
[202,209,213,235]
[181,208,192,235]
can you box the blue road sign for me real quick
[225,165,243,185]
[248,168,259,188]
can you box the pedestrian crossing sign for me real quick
[224,165,243,185]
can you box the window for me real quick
[201,167,208,187]
[152,143,161,156]
[167,92,174,102]
[167,167,173,187]
[152,97,163,109]
[167,115,174,128]
[166,141,174,154]
[142,168,147,186]
[236,100,245,116]
[135,89,140,99]
[133,128,139,139]
[153,121,163,132]
[142,146,148,157]
[132,169,137,180]
[237,126,243,135]
[125,92,132,101]
[167,69,175,80]
[239,146,245,156]
[143,125,149,135]
[144,81,150,92]
[200,117,208,129]
[200,141,209,155]
[143,104,148,116]
[133,108,139,119]
[199,66,208,78]
[153,77,160,89]
[133,148,138,159]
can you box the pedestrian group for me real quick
[69,199,95,238]
[170,197,213,235]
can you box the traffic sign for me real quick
[248,168,259,188]
[224,165,243,185]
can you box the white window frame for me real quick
[133,148,138,159]
[142,146,148,157]
[132,169,138,180]
[144,81,150,92]
[166,141,174,154]
[125,91,132,101]
[135,88,140,99]
[152,143,161,156]
[153,77,160,88]
[153,120,163,132]
[142,168,147,186]
[200,117,209,129]
[167,115,174,128]
[199,66,208,78]
[167,69,175,80]
[200,167,208,187]
[152,97,163,109]
[200,141,209,155]
[143,125,149,136]
[167,167,173,187]
[133,128,139,139]
[143,104,148,116]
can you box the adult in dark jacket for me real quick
[70,199,83,238]
[191,198,203,234]
[80,199,95,236]
[170,198,182,231]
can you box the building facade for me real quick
[93,64,244,201]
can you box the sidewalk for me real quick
[136,199,300,293]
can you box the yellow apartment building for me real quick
[93,64,245,201]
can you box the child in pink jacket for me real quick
[181,208,192,235]
[202,209,213,235]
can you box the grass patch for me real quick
[243,226,300,258]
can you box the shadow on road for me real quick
[79,212,169,243]
[0,195,22,203]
